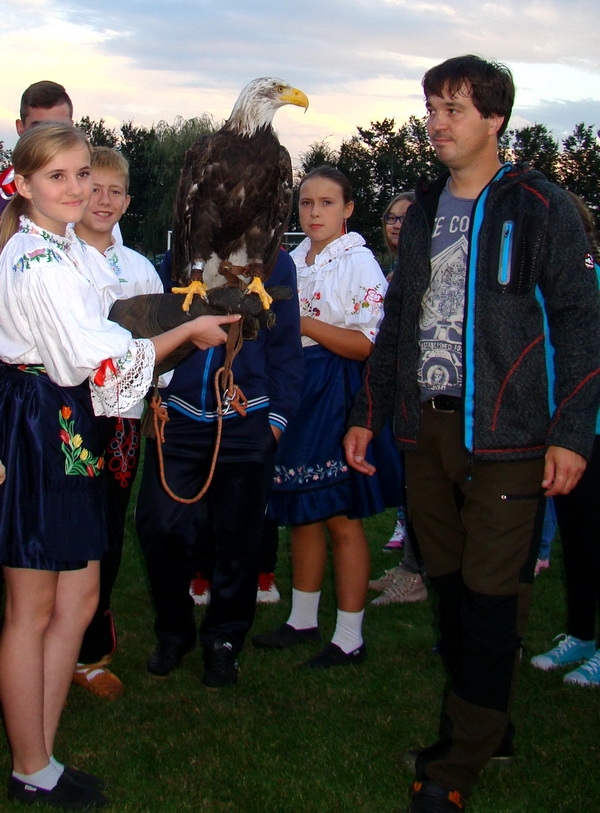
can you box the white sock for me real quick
[287,588,320,630]
[13,761,61,791]
[331,609,365,654]
[49,755,65,775]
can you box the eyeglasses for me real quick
[383,213,406,225]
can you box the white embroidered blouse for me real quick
[0,217,155,417]
[290,232,387,348]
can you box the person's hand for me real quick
[188,314,241,350]
[271,425,282,443]
[0,459,5,485]
[343,426,376,475]
[541,445,587,496]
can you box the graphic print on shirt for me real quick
[417,192,472,399]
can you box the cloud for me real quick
[1,0,598,165]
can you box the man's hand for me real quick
[344,426,376,475]
[542,445,587,496]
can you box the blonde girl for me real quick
[0,124,237,809]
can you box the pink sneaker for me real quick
[383,519,406,551]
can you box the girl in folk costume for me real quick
[254,166,401,668]
[0,124,237,810]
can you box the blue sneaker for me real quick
[530,634,596,671]
[564,649,600,686]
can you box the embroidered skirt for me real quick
[268,345,402,526]
[0,364,111,570]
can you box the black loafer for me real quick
[147,638,195,676]
[301,642,366,670]
[63,766,108,792]
[8,772,109,809]
[252,623,321,650]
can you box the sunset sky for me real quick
[2,0,599,169]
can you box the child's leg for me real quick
[0,567,59,774]
[286,522,327,630]
[301,516,369,665]
[290,522,327,592]
[43,562,100,757]
[326,516,369,612]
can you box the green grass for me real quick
[4,499,600,812]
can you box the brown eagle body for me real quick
[171,78,309,305]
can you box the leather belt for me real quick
[426,395,462,412]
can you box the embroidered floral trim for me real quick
[17,364,46,375]
[19,216,73,251]
[349,285,385,314]
[300,290,321,318]
[274,459,348,486]
[13,247,63,273]
[59,406,105,477]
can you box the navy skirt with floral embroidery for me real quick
[0,363,111,570]
[268,344,403,526]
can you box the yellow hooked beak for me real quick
[279,86,309,112]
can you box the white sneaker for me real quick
[257,572,281,604]
[371,572,428,605]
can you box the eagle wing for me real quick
[171,128,293,289]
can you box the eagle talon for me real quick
[172,280,209,312]
[245,276,273,310]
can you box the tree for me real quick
[143,115,217,255]
[75,116,119,148]
[559,123,600,218]
[337,117,442,251]
[506,123,560,183]
[119,121,158,252]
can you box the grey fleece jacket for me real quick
[350,163,600,461]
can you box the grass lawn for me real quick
[3,493,599,812]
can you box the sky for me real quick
[2,0,599,170]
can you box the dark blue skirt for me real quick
[269,345,402,525]
[0,364,110,570]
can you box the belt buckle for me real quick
[431,395,458,413]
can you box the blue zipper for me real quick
[498,221,514,285]
[463,162,513,453]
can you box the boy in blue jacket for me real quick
[136,248,303,688]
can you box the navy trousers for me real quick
[136,410,276,653]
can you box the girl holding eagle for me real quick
[0,123,238,809]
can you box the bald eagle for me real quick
[171,77,309,314]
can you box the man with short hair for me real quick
[16,80,73,135]
[1,81,74,217]
[345,54,600,812]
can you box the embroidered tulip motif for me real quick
[58,407,104,477]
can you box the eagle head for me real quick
[227,77,309,136]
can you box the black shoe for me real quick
[63,767,107,792]
[203,639,240,689]
[301,642,366,670]
[401,743,514,776]
[8,772,109,809]
[406,780,466,812]
[147,637,195,677]
[252,623,321,650]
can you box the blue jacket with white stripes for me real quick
[157,248,303,440]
